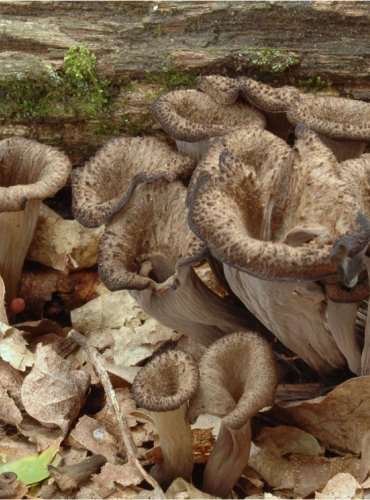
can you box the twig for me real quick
[67,329,165,498]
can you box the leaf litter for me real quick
[0,201,369,499]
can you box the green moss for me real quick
[0,46,111,120]
[142,68,197,90]
[298,76,332,94]
[248,47,300,74]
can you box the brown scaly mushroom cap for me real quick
[152,89,265,160]
[72,136,195,228]
[0,137,71,302]
[98,179,206,293]
[189,126,370,284]
[197,75,299,140]
[98,179,255,346]
[187,125,291,207]
[196,75,240,105]
[132,349,199,487]
[287,94,370,161]
[189,331,278,497]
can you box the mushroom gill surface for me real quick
[132,349,199,487]
[98,179,256,346]
[72,136,195,228]
[0,137,71,303]
[152,89,265,160]
[287,94,370,161]
[188,126,370,373]
[189,331,278,497]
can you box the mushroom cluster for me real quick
[69,75,370,493]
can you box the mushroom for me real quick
[98,178,258,346]
[131,349,199,488]
[287,94,370,161]
[197,75,299,140]
[188,125,370,373]
[72,136,195,228]
[189,331,278,497]
[0,137,71,303]
[152,89,265,161]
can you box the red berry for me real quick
[10,298,25,315]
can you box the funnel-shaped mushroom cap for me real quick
[72,136,195,228]
[287,94,370,142]
[0,137,71,211]
[132,349,199,487]
[98,178,254,346]
[196,75,240,105]
[189,331,278,428]
[152,89,265,143]
[0,137,71,302]
[187,126,290,207]
[189,126,370,282]
[99,179,206,293]
[238,77,299,112]
[132,349,199,412]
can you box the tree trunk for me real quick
[0,1,369,165]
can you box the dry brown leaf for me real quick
[67,415,120,463]
[71,290,180,366]
[360,431,370,482]
[17,416,64,451]
[192,428,215,464]
[19,268,105,316]
[166,477,215,499]
[27,204,104,273]
[248,426,360,496]
[49,454,107,492]
[0,324,34,371]
[0,276,7,323]
[95,388,138,433]
[315,472,362,499]
[290,454,360,498]
[0,436,37,463]
[255,425,324,457]
[20,344,90,433]
[0,359,24,408]
[92,462,142,489]
[271,376,370,454]
[0,385,22,426]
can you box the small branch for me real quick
[67,329,165,498]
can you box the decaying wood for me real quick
[0,1,368,164]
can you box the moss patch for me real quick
[246,47,300,74]
[298,76,332,94]
[0,46,111,120]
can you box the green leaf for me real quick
[0,442,61,485]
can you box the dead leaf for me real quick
[20,344,90,433]
[71,290,180,366]
[192,428,215,464]
[255,425,324,457]
[0,385,22,426]
[0,324,34,371]
[0,359,24,408]
[19,268,105,317]
[49,454,107,492]
[67,415,120,463]
[360,431,370,482]
[166,477,215,499]
[27,204,104,273]
[315,472,362,499]
[0,436,37,463]
[271,376,370,454]
[92,462,142,489]
[0,276,7,323]
[17,416,64,451]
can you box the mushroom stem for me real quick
[361,257,370,374]
[175,139,210,161]
[151,405,193,487]
[203,421,251,498]
[0,199,40,303]
[132,350,199,489]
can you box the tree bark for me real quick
[0,1,369,164]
